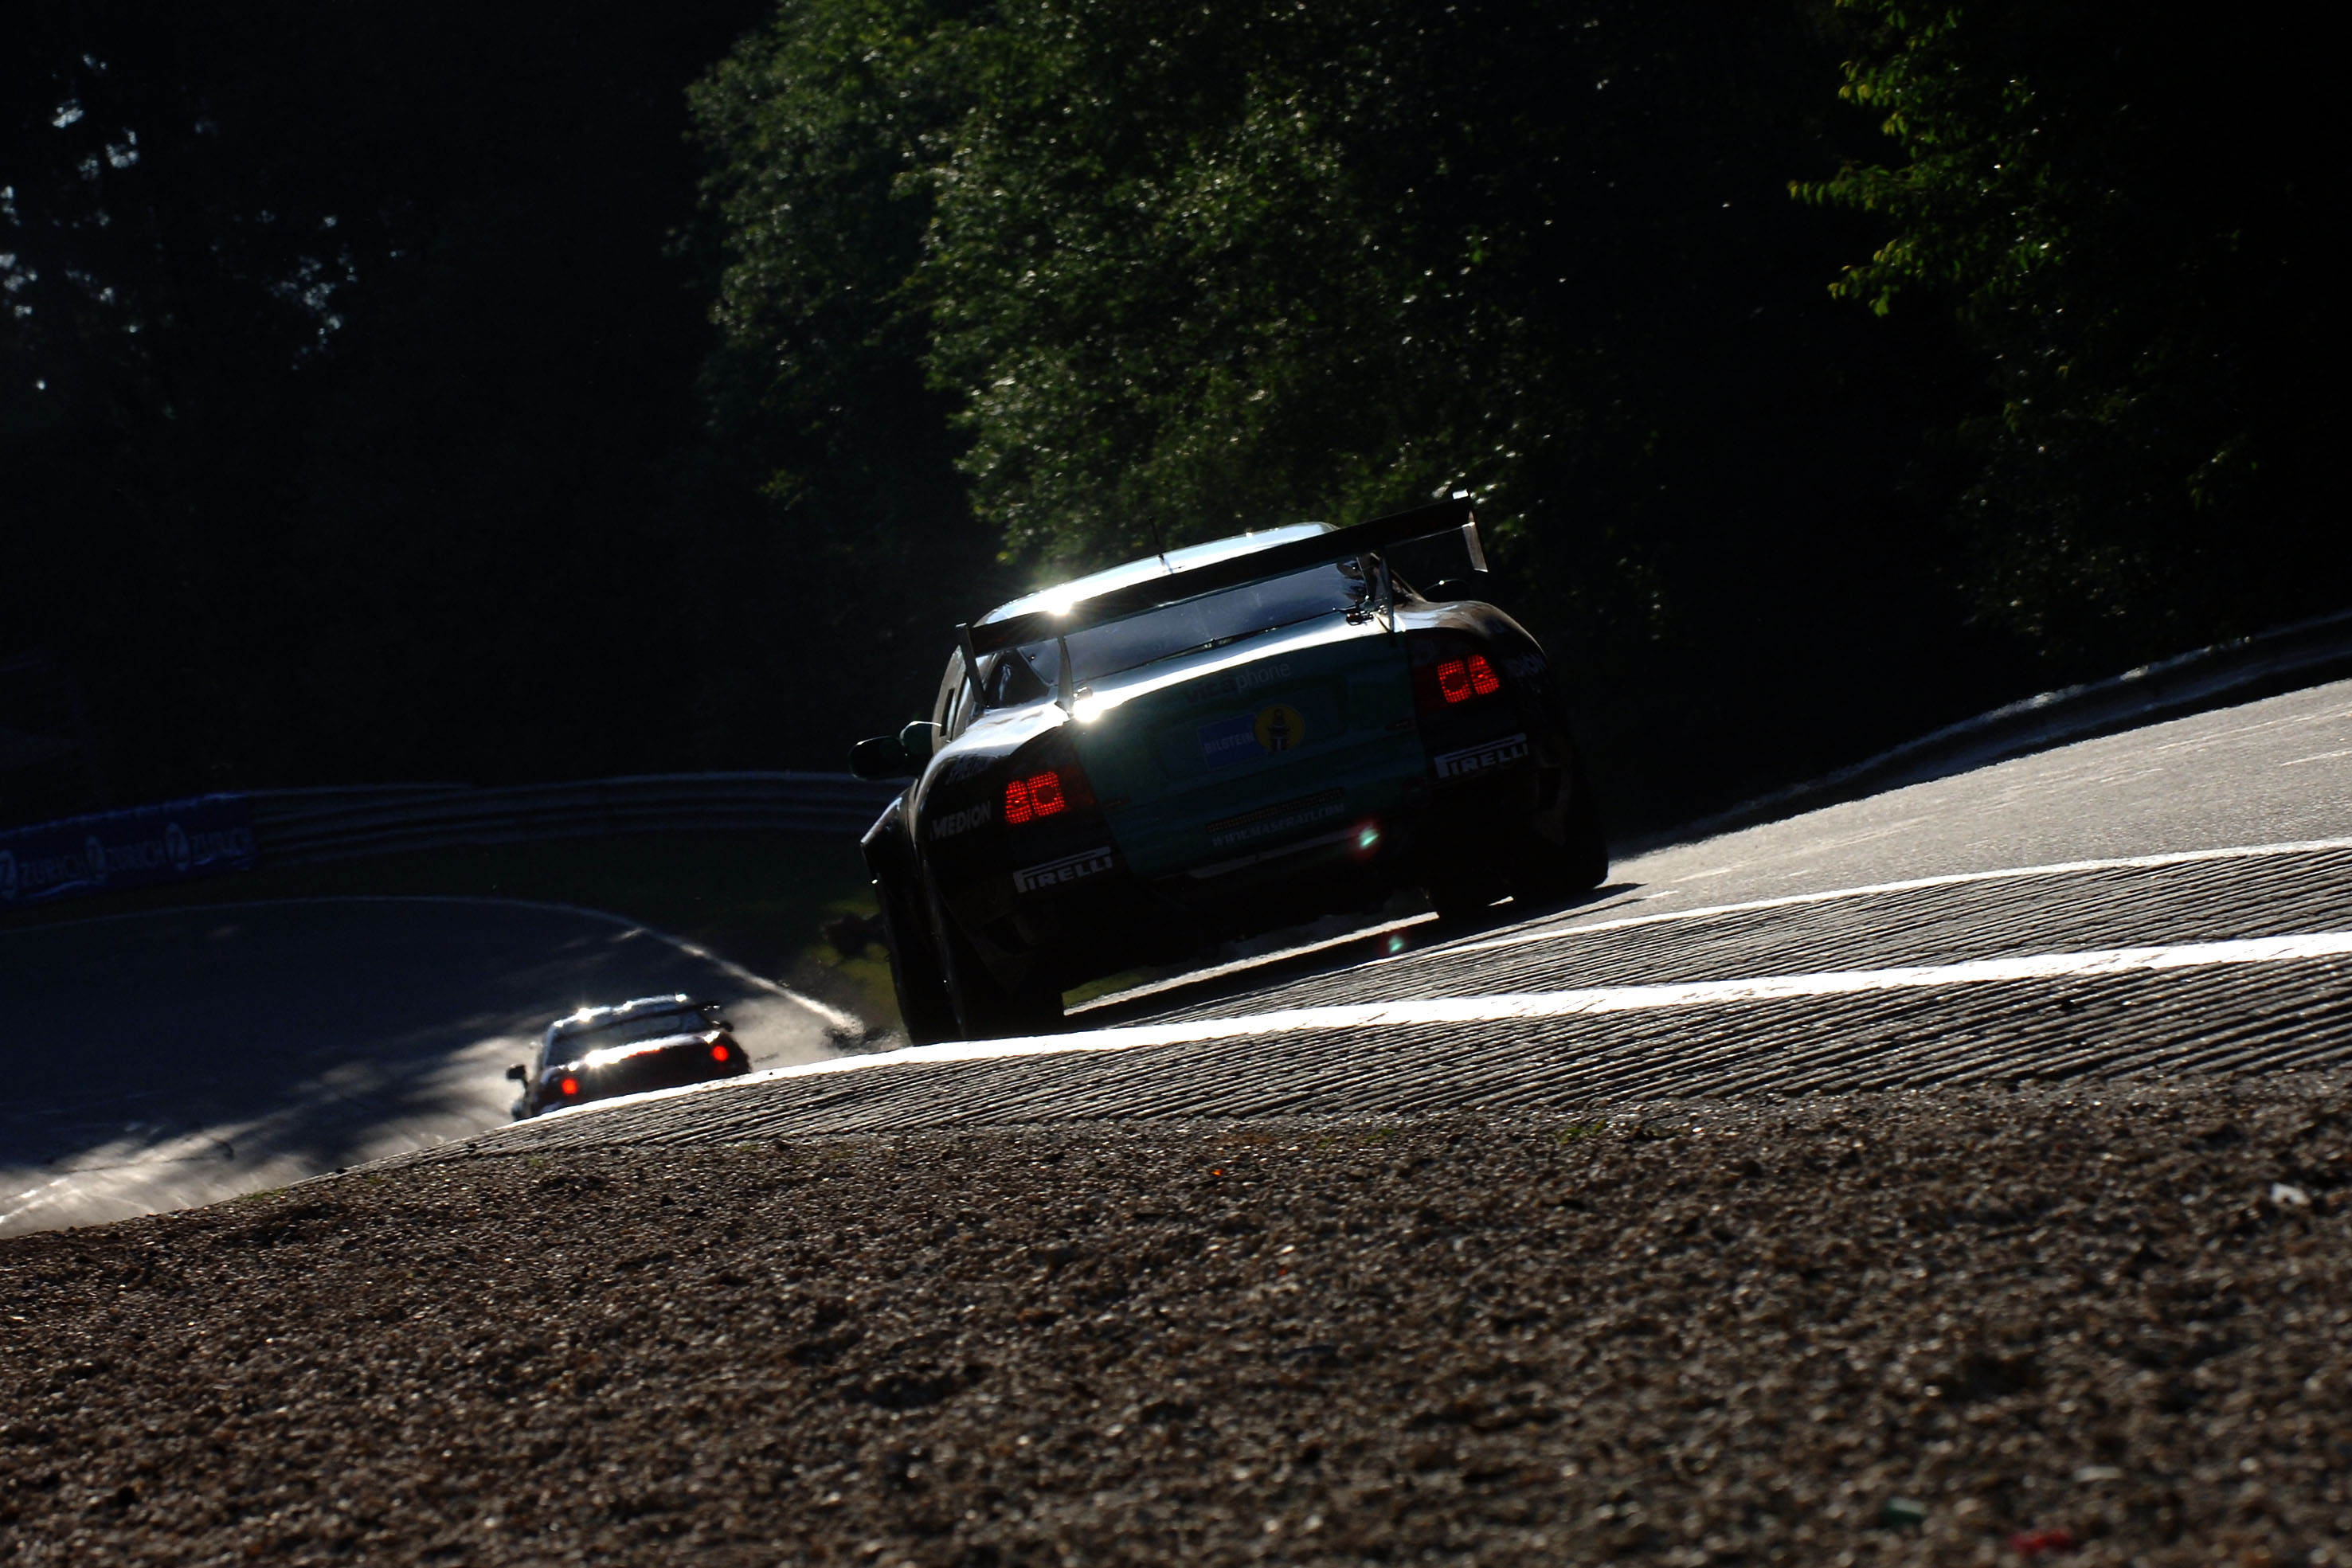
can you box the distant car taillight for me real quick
[558,1076,580,1097]
[1414,649,1502,712]
[710,1042,730,1062]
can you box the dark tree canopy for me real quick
[692,0,2000,820]
[0,0,996,819]
[4,0,2338,834]
[1802,1,2345,662]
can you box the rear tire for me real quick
[932,894,1066,1041]
[875,872,960,1045]
[1507,753,1609,906]
[1424,872,1507,923]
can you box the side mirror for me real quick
[505,1064,527,1083]
[851,721,941,780]
[851,736,914,780]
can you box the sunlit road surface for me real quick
[434,677,2352,1160]
[0,898,848,1235]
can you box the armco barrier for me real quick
[1637,603,2352,852]
[245,773,904,866]
[0,793,258,907]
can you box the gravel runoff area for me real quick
[3,1080,2347,1566]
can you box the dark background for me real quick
[4,0,2340,836]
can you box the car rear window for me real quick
[553,1010,706,1061]
[1016,561,1366,691]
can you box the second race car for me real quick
[506,994,749,1117]
[851,497,1606,1042]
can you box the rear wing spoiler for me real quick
[961,496,1485,662]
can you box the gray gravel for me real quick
[4,1081,2348,1566]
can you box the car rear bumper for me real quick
[943,750,1550,990]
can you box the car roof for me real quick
[549,994,704,1034]
[976,522,1333,628]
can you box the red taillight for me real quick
[1004,769,1068,823]
[710,1042,730,1062]
[1415,649,1504,711]
[1000,736,1096,825]
[1435,655,1501,703]
[558,1076,580,1097]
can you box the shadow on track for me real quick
[0,897,842,1234]
[1068,882,1650,1028]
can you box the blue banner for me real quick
[0,793,257,908]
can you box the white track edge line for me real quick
[509,929,2352,1130]
[1429,836,2352,961]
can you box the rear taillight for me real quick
[1444,655,1501,702]
[1004,770,1066,823]
[558,1076,580,1097]
[1001,733,1095,824]
[1414,648,1503,713]
[710,1042,730,1063]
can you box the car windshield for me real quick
[1012,561,1366,692]
[553,1008,705,1061]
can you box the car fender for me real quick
[860,792,933,946]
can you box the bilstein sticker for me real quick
[1013,847,1115,893]
[1198,712,1259,769]
[1433,733,1529,780]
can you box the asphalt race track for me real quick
[0,898,851,1236]
[10,679,2346,1231]
[6,680,2349,1567]
[421,676,2352,1161]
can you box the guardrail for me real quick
[1638,603,2352,851]
[245,773,903,866]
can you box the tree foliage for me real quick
[695,0,2001,821]
[8,0,2326,834]
[0,0,998,812]
[1800,2,2343,660]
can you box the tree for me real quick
[0,0,881,802]
[1800,2,2346,667]
[696,0,1994,822]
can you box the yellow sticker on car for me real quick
[1254,703,1305,753]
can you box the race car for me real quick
[849,497,1607,1042]
[505,994,748,1118]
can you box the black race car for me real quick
[850,498,1607,1043]
[506,995,748,1118]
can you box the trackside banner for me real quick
[0,793,257,908]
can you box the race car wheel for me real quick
[1425,870,1509,922]
[1506,752,1609,907]
[932,895,1066,1041]
[875,871,960,1046]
